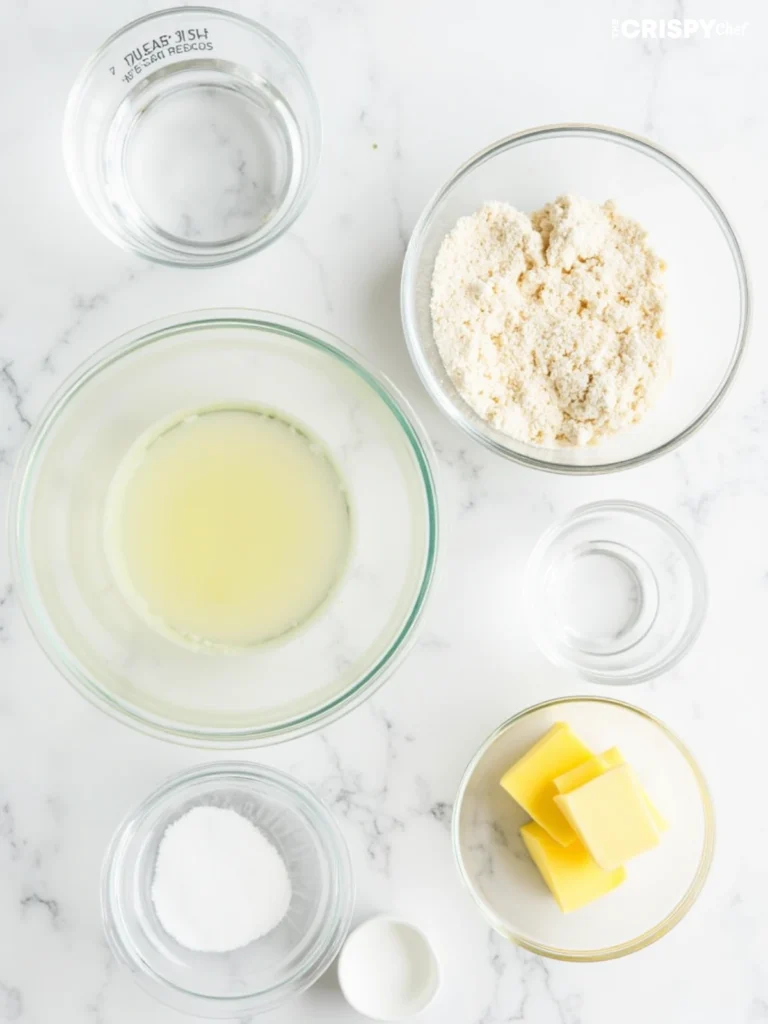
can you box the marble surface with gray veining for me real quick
[1,1,767,1021]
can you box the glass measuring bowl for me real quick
[63,7,321,267]
[525,501,707,684]
[103,762,353,1017]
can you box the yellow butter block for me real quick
[500,723,593,846]
[554,748,668,832]
[644,795,668,833]
[520,821,626,913]
[554,764,661,871]
[553,749,621,794]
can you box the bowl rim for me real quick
[451,695,716,962]
[8,309,439,747]
[62,6,322,268]
[524,500,709,685]
[102,760,354,1016]
[401,122,751,474]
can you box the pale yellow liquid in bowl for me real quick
[105,405,352,651]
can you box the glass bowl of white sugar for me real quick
[401,124,749,474]
[102,762,353,1017]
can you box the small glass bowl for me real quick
[401,124,750,473]
[525,501,707,685]
[64,7,321,266]
[8,311,438,746]
[103,761,353,1018]
[453,697,715,961]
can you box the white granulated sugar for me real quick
[430,195,669,447]
[151,804,292,953]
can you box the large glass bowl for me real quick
[8,311,438,746]
[103,761,353,1017]
[401,124,750,473]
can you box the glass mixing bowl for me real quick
[453,697,714,961]
[103,761,353,1017]
[9,311,438,746]
[64,8,321,267]
[526,501,707,684]
[401,124,750,473]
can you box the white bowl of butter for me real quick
[453,696,714,961]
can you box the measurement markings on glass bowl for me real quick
[115,29,214,84]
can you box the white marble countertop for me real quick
[1,1,766,1021]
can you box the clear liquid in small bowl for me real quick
[104,61,303,253]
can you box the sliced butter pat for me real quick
[500,723,593,846]
[553,750,621,794]
[554,764,660,871]
[520,821,626,913]
[554,748,668,832]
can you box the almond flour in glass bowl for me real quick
[401,124,750,474]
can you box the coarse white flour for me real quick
[430,195,669,447]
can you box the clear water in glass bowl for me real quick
[526,501,707,684]
[64,9,320,266]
